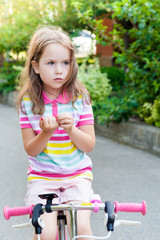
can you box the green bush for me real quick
[139,98,160,127]
[100,66,126,91]
[93,93,138,125]
[78,59,139,125]
[0,62,23,94]
[78,59,112,104]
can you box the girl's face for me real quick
[32,43,71,97]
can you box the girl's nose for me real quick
[55,64,62,74]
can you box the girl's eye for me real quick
[63,61,70,65]
[48,62,54,65]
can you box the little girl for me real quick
[17,25,95,240]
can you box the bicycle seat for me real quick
[38,193,59,200]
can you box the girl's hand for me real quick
[39,116,59,133]
[56,113,74,133]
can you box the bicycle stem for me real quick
[69,209,78,240]
[57,211,66,240]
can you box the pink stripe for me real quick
[58,129,68,134]
[50,136,70,141]
[28,167,92,178]
[20,117,29,121]
[78,120,94,126]
[35,130,70,141]
[80,114,93,119]
[52,102,58,117]
[35,129,67,134]
[35,130,40,134]
[20,124,32,128]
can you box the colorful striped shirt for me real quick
[19,91,94,182]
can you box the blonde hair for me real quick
[17,25,90,115]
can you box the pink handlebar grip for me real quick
[3,205,33,220]
[114,201,146,215]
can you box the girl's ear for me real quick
[31,60,39,74]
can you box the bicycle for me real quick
[4,193,147,240]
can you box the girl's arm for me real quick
[68,125,95,153]
[21,116,59,157]
[57,113,95,152]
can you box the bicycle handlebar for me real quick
[4,205,33,220]
[4,201,146,220]
[114,201,146,216]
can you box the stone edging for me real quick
[1,91,160,156]
[95,120,160,156]
[0,91,17,106]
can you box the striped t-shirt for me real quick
[19,91,94,182]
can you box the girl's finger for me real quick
[59,119,67,125]
[48,116,53,124]
[39,117,44,129]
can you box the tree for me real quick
[0,0,85,55]
[52,0,85,33]
[0,0,47,54]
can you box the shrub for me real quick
[78,59,139,125]
[0,62,23,94]
[78,59,112,104]
[139,98,160,127]
[93,93,138,125]
[100,66,126,91]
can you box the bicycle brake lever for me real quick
[12,217,45,229]
[115,219,141,228]
[12,219,33,228]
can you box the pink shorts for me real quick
[25,177,94,206]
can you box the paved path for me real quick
[0,103,160,240]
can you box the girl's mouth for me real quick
[54,78,63,81]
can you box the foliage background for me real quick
[71,0,160,126]
[1,0,160,127]
[0,0,84,54]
